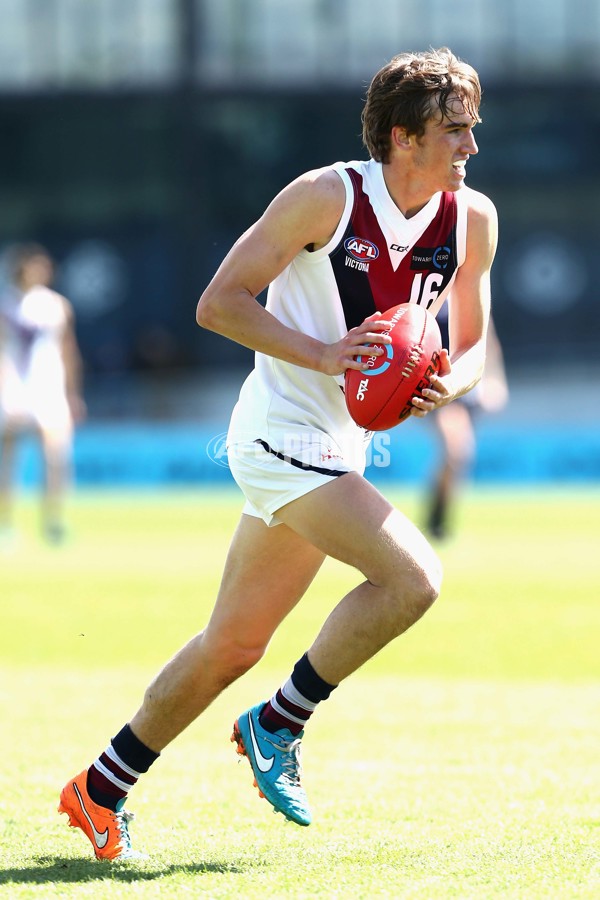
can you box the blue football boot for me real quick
[232,702,312,826]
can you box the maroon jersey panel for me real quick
[330,168,458,330]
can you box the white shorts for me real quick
[227,435,366,527]
[0,387,72,434]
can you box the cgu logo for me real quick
[344,237,379,262]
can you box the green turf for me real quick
[1,486,599,898]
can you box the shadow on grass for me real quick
[0,855,246,885]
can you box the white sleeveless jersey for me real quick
[228,159,468,469]
[0,284,71,428]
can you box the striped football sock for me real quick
[259,652,337,736]
[86,724,159,811]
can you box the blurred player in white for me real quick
[0,243,85,544]
[424,303,509,539]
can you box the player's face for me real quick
[20,254,54,289]
[412,95,479,192]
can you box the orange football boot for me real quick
[58,770,145,860]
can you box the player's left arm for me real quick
[60,297,87,422]
[412,188,498,416]
[479,315,509,411]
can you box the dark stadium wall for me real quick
[0,86,597,375]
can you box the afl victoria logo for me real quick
[344,237,379,262]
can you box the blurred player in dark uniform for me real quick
[424,302,508,539]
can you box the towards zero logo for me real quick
[356,342,394,376]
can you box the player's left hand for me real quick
[410,349,454,417]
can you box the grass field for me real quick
[1,486,599,898]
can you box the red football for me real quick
[344,303,442,431]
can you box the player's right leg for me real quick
[58,770,145,861]
[59,513,325,858]
[128,514,325,751]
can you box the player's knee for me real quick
[399,549,442,619]
[226,640,266,678]
[448,443,474,474]
[417,555,442,612]
[205,632,267,683]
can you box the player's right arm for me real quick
[196,169,391,376]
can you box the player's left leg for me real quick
[275,472,442,685]
[39,421,73,543]
[234,471,442,824]
[0,427,17,541]
[426,402,475,538]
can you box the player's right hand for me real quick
[320,313,392,376]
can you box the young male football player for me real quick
[0,244,85,545]
[59,47,497,859]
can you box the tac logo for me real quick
[433,246,451,270]
[356,378,369,401]
[344,237,379,262]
